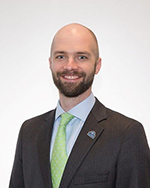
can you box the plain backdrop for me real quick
[0,0,150,187]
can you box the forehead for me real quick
[51,28,96,55]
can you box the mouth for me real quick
[63,75,81,80]
[57,70,85,83]
[60,75,82,83]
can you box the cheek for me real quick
[83,65,96,74]
[50,62,60,71]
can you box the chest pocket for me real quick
[74,172,109,185]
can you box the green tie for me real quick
[51,113,74,188]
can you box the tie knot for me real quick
[60,113,74,127]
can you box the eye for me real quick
[78,56,87,60]
[56,55,65,59]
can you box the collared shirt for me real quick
[50,93,96,159]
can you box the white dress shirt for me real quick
[50,93,96,159]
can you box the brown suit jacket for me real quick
[9,98,150,188]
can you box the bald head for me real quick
[50,23,99,60]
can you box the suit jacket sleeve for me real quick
[116,121,150,188]
[9,124,25,188]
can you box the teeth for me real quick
[64,75,79,79]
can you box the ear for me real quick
[95,57,101,74]
[49,57,52,69]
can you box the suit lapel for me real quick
[60,99,107,188]
[37,110,55,188]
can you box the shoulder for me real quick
[20,109,55,132]
[106,107,144,137]
[93,98,149,149]
[94,98,143,132]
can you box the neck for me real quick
[59,89,92,112]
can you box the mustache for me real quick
[57,70,86,77]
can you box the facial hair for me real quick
[51,66,96,98]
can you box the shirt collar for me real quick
[55,93,95,122]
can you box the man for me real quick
[9,23,150,188]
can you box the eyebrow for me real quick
[76,52,91,56]
[53,51,67,55]
[53,51,91,56]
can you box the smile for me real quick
[63,75,80,80]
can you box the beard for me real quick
[51,67,96,98]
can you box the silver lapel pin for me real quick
[87,131,96,139]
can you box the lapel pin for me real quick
[87,131,96,139]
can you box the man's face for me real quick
[49,27,101,98]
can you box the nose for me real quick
[64,58,78,70]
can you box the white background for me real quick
[0,0,150,187]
